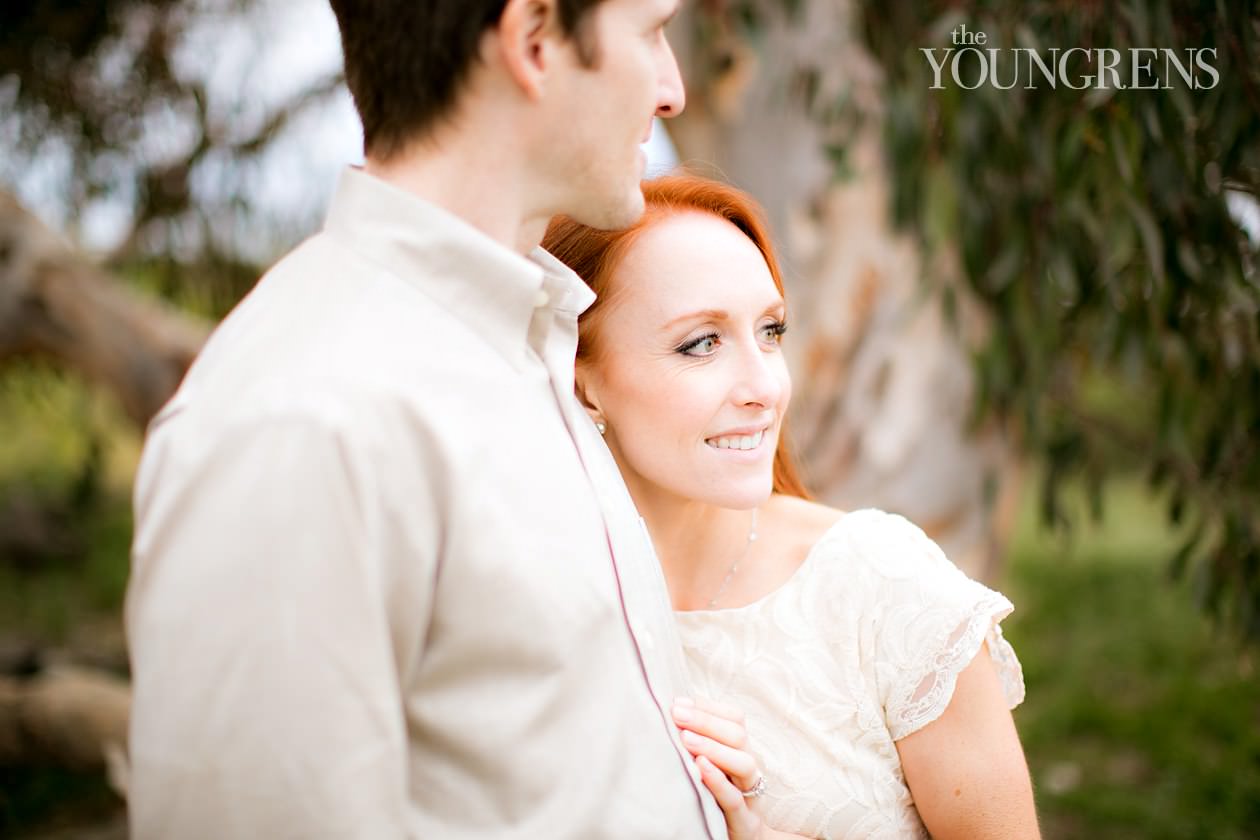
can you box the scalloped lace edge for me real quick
[888,598,1025,741]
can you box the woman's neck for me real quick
[634,495,762,610]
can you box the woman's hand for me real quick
[672,696,807,840]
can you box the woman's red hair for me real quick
[543,173,812,499]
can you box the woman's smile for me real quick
[704,426,770,452]
[575,209,790,512]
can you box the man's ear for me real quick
[496,0,563,101]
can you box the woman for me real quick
[543,174,1039,840]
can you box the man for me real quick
[126,1,727,837]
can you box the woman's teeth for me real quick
[706,430,765,451]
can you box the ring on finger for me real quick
[740,774,767,799]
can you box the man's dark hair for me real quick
[329,0,607,161]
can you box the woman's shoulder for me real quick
[764,494,848,543]
[767,497,934,556]
[846,508,953,573]
[767,500,967,595]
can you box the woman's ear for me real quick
[495,0,563,100]
[575,362,607,430]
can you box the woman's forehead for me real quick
[613,213,780,310]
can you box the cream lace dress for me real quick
[674,509,1025,840]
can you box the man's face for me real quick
[544,0,686,229]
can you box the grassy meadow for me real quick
[1003,479,1260,839]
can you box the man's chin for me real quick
[572,187,645,232]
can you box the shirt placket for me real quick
[531,288,725,840]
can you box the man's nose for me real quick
[656,36,686,117]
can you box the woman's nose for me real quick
[731,347,786,409]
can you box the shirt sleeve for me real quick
[126,412,427,839]
[858,511,1025,742]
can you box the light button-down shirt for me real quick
[127,168,726,839]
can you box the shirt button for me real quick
[533,288,550,308]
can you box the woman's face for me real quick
[579,211,791,512]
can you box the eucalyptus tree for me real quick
[669,0,1258,637]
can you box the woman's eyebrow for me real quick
[660,309,729,330]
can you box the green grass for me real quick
[0,365,134,835]
[0,362,136,643]
[0,767,121,837]
[0,495,132,644]
[1002,477,1260,840]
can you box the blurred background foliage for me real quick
[858,0,1260,638]
[1,0,342,310]
[1,0,1258,837]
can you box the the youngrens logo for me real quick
[922,24,1220,90]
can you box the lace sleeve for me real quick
[857,511,1025,742]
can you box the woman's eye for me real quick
[678,334,720,356]
[760,321,788,344]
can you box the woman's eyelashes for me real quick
[760,320,788,344]
[676,331,721,357]
[674,320,788,357]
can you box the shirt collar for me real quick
[323,167,595,367]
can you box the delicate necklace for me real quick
[706,508,759,609]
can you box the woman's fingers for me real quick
[681,695,746,724]
[697,755,765,840]
[672,699,748,750]
[697,754,747,812]
[679,728,760,788]
[677,702,767,840]
[672,696,761,792]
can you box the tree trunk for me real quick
[0,665,131,796]
[669,0,1021,581]
[0,191,210,428]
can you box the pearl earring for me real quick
[595,421,607,435]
